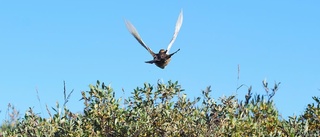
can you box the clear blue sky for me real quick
[1,1,319,121]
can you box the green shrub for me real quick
[1,80,320,136]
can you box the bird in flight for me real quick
[125,10,183,69]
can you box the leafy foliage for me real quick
[1,80,320,136]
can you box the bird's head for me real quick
[159,49,167,54]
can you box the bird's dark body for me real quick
[145,49,180,69]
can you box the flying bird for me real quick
[125,10,183,69]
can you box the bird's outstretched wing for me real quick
[168,49,180,57]
[125,20,155,57]
[166,10,183,54]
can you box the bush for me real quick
[1,80,320,136]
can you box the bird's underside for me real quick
[125,10,183,69]
[145,49,180,69]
